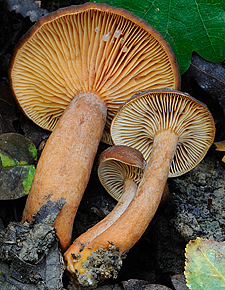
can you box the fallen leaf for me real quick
[214,141,225,162]
[215,140,225,151]
[184,237,225,290]
[0,133,37,200]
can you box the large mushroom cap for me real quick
[98,145,146,200]
[111,89,215,177]
[10,2,180,140]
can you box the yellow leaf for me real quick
[214,140,225,151]
[214,141,225,163]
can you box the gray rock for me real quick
[169,151,225,242]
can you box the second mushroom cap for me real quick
[98,145,146,200]
[111,89,215,177]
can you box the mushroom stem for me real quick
[64,177,137,269]
[95,130,178,250]
[121,130,178,246]
[83,178,137,236]
[22,92,107,251]
[64,130,178,285]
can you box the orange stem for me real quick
[64,178,137,270]
[64,130,178,285]
[22,92,107,251]
[102,130,178,252]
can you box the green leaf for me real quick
[93,0,225,74]
[0,133,37,200]
[184,237,225,290]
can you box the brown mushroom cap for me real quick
[111,89,215,177]
[98,145,146,200]
[10,2,180,140]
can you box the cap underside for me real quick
[98,159,144,200]
[111,90,215,177]
[11,4,179,135]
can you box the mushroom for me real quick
[64,145,145,286]
[98,145,145,201]
[10,3,180,250]
[106,89,215,251]
[65,89,215,287]
[64,145,169,287]
[98,144,169,204]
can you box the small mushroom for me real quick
[64,145,170,287]
[64,145,146,287]
[98,145,146,201]
[98,144,170,205]
[10,3,180,250]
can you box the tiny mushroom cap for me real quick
[10,2,180,251]
[98,145,146,200]
[98,144,170,205]
[111,89,216,177]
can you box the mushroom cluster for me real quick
[10,2,180,251]
[64,89,215,287]
[9,2,216,289]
